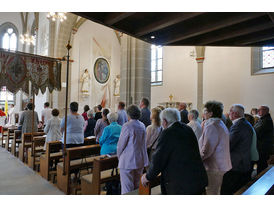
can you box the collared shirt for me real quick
[232,117,242,125]
[117,109,128,126]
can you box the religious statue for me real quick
[80,69,90,96]
[114,74,120,96]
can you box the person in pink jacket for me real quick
[117,104,149,194]
[199,101,232,195]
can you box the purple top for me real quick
[94,118,108,142]
[117,119,149,169]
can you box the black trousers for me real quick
[257,152,270,174]
[221,170,250,195]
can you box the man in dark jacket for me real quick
[221,104,253,195]
[179,102,189,124]
[139,97,151,127]
[141,108,208,194]
[254,105,273,174]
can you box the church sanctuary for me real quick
[0,10,274,196]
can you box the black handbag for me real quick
[106,168,121,195]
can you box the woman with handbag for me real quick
[146,107,163,161]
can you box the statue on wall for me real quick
[114,74,120,96]
[80,69,90,96]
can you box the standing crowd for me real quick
[11,97,274,195]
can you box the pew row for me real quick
[18,132,45,163]
[27,136,45,170]
[40,137,97,182]
[81,156,119,195]
[11,130,22,157]
[56,144,101,194]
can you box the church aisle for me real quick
[0,147,64,195]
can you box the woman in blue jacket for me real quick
[99,112,122,155]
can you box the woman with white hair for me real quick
[99,112,122,155]
[84,109,96,138]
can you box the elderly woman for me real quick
[60,102,85,148]
[19,103,39,136]
[117,105,149,194]
[198,101,232,195]
[146,107,162,161]
[94,108,110,143]
[84,109,96,138]
[44,108,62,149]
[187,109,202,141]
[99,112,122,155]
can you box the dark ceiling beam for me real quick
[104,12,135,25]
[164,13,266,45]
[197,22,274,45]
[268,12,274,23]
[236,33,274,45]
[135,12,204,37]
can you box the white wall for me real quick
[151,46,274,117]
[71,20,121,113]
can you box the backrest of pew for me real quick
[22,132,46,145]
[65,144,101,174]
[138,175,161,195]
[33,136,46,149]
[14,130,21,139]
[90,156,119,195]
[46,141,62,156]
[84,138,96,145]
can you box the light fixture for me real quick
[20,33,35,45]
[47,12,67,22]
[151,35,155,39]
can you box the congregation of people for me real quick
[1,97,273,195]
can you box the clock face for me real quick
[94,58,110,84]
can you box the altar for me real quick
[158,102,192,110]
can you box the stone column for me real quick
[195,46,206,115]
[120,35,151,107]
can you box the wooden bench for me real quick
[27,136,46,170]
[5,127,17,152]
[11,130,22,157]
[138,174,161,195]
[1,127,8,148]
[235,166,274,195]
[40,137,97,182]
[40,141,63,181]
[56,144,101,194]
[18,132,45,163]
[81,156,119,195]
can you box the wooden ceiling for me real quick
[73,12,274,47]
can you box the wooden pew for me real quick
[40,141,63,181]
[27,136,46,170]
[138,174,161,195]
[56,144,101,194]
[40,137,97,182]
[5,127,17,152]
[18,132,45,163]
[235,166,274,195]
[11,130,22,157]
[1,127,8,148]
[81,156,119,195]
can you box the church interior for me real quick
[0,10,274,197]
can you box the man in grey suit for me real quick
[139,97,151,127]
[221,104,253,195]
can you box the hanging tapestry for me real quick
[0,49,61,95]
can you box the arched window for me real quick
[151,45,163,86]
[0,22,18,51]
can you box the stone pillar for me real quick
[195,46,206,115]
[120,35,151,107]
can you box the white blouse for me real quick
[44,116,62,149]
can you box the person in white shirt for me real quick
[43,108,62,150]
[187,109,202,141]
[8,104,16,126]
[41,102,52,126]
